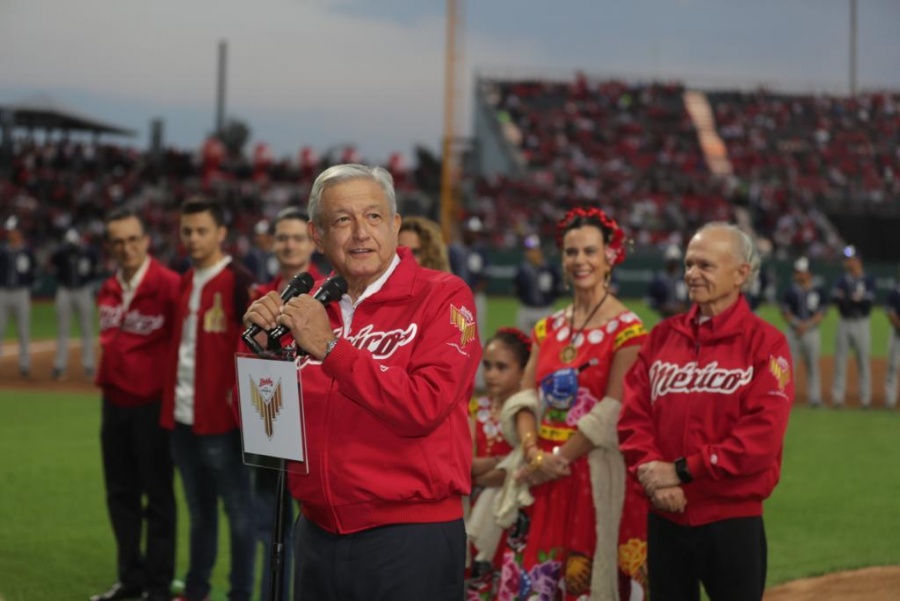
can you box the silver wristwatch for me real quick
[323,337,339,360]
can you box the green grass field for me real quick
[0,393,897,600]
[2,297,897,600]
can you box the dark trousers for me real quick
[101,399,176,597]
[171,424,255,601]
[293,516,466,601]
[648,512,767,601]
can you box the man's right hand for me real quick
[242,291,284,346]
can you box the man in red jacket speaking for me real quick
[243,164,482,601]
[618,222,793,601]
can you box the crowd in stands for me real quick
[0,138,432,274]
[709,90,899,257]
[2,76,898,269]
[477,75,730,250]
[478,74,900,260]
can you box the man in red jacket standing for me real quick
[92,208,180,601]
[618,222,793,601]
[243,164,482,601]
[162,197,256,601]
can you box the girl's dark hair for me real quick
[488,327,532,368]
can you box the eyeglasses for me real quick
[108,235,145,249]
[274,234,309,244]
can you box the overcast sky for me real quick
[1,0,898,160]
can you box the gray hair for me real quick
[695,222,761,292]
[307,164,397,226]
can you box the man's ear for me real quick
[310,221,324,253]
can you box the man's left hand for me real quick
[637,460,680,495]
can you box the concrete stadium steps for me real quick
[683,90,733,177]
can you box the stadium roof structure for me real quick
[0,96,136,137]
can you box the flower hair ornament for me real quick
[496,326,533,353]
[556,206,627,266]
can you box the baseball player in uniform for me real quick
[780,257,828,407]
[513,233,562,333]
[0,217,36,378]
[882,278,900,409]
[647,244,689,318]
[51,227,100,380]
[242,219,279,283]
[831,245,875,408]
[449,216,490,388]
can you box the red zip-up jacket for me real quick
[161,259,255,434]
[618,296,793,526]
[96,258,180,405]
[288,249,482,534]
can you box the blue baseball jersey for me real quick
[647,271,688,315]
[745,266,775,311]
[514,260,562,308]
[885,286,900,336]
[0,245,36,288]
[831,273,876,318]
[449,243,489,291]
[51,243,100,288]
[242,247,278,283]
[780,284,828,321]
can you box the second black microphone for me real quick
[267,274,349,340]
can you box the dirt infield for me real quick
[0,340,97,393]
[765,566,900,601]
[793,356,891,408]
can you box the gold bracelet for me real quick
[521,431,538,450]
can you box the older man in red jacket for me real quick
[619,222,793,601]
[244,164,482,601]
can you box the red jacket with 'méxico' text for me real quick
[288,249,482,534]
[618,297,793,526]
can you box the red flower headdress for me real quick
[556,206,627,266]
[496,327,533,353]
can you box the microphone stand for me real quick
[265,332,293,601]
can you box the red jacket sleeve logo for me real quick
[450,304,477,346]
[768,355,791,392]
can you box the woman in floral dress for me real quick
[497,207,649,601]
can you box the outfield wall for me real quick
[484,250,899,301]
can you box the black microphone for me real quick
[241,272,315,351]
[267,275,349,340]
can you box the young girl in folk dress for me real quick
[467,328,533,601]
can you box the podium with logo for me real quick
[235,352,307,601]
